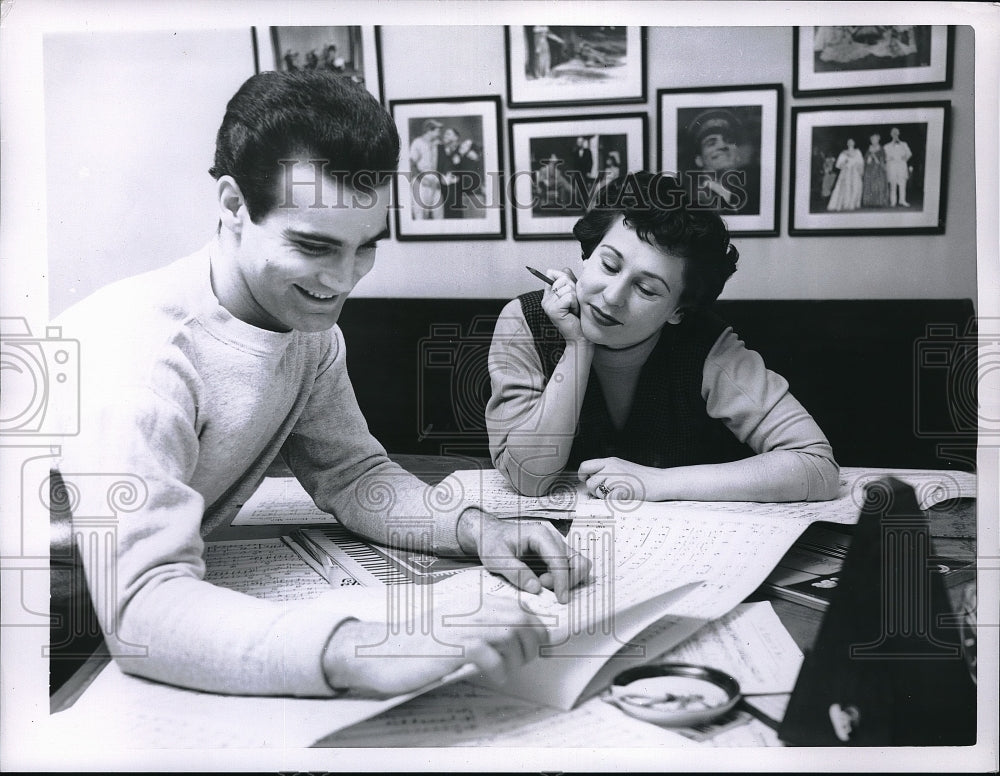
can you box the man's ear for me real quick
[217,176,248,237]
[694,156,705,170]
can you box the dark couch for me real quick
[337,297,979,472]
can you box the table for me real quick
[49,455,978,746]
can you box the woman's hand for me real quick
[578,457,662,501]
[539,267,587,344]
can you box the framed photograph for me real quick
[508,113,647,240]
[391,96,505,241]
[790,101,950,236]
[252,26,384,104]
[793,26,953,96]
[504,26,646,108]
[657,85,782,236]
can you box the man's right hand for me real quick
[321,597,549,696]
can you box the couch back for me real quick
[337,298,978,471]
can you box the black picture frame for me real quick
[508,112,647,240]
[504,26,647,108]
[793,26,954,97]
[789,101,950,236]
[252,25,384,104]
[391,96,505,241]
[656,84,783,237]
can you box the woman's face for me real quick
[575,216,686,349]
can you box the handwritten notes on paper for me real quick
[203,538,332,601]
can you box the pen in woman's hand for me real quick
[525,266,555,286]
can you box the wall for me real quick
[43,24,979,317]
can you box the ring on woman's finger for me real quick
[597,482,611,497]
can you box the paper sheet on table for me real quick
[434,468,581,518]
[45,659,477,750]
[229,476,330,525]
[318,603,799,747]
[203,537,335,598]
[652,601,803,694]
[317,678,695,748]
[575,466,976,524]
[462,507,809,709]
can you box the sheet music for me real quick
[316,679,695,748]
[317,602,799,747]
[229,476,330,525]
[432,507,808,709]
[436,469,580,517]
[203,538,333,600]
[575,466,976,524]
[45,660,475,750]
[652,602,803,694]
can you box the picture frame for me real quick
[657,85,782,237]
[793,26,953,97]
[504,26,647,108]
[391,96,505,241]
[252,26,384,104]
[508,112,647,240]
[789,101,950,236]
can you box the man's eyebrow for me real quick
[283,227,390,245]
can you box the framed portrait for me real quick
[657,85,782,236]
[504,26,646,108]
[252,26,384,104]
[391,96,505,241]
[793,26,953,96]
[790,101,950,236]
[508,113,647,240]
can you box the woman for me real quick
[486,172,839,502]
[861,133,890,208]
[826,138,864,211]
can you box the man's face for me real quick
[443,129,459,148]
[696,132,740,172]
[225,177,390,333]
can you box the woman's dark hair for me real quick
[209,70,400,222]
[572,171,739,313]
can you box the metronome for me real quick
[778,476,976,746]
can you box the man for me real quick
[437,126,483,219]
[408,118,443,219]
[569,136,594,210]
[54,71,588,699]
[884,126,913,207]
[685,107,761,216]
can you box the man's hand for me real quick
[322,597,549,696]
[457,508,591,604]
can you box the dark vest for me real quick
[517,290,752,469]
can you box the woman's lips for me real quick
[588,304,623,326]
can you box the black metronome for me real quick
[779,477,977,746]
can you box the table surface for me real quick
[51,454,978,721]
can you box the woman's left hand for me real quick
[577,457,659,501]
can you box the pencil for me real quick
[525,266,555,286]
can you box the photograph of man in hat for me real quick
[680,106,762,216]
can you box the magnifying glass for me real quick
[603,664,742,727]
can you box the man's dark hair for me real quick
[209,70,400,222]
[572,171,739,313]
